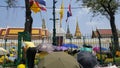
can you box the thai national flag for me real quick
[66,4,72,22]
[36,0,47,11]
[68,4,72,16]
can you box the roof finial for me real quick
[74,17,81,39]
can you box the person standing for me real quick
[109,43,113,52]
[23,41,36,68]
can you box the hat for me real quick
[24,41,35,49]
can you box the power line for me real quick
[0,5,84,9]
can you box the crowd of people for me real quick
[0,47,17,64]
[0,41,119,68]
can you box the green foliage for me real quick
[81,0,119,16]
[115,57,120,62]
[5,0,18,8]
[79,0,120,51]
[96,53,107,61]
[104,57,120,64]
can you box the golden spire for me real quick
[74,18,81,38]
[42,18,46,29]
[67,24,70,34]
[66,24,73,39]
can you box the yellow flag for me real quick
[59,0,64,27]
[30,2,41,13]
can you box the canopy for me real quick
[77,51,98,68]
[80,47,92,52]
[93,46,108,52]
[62,44,78,48]
[38,52,80,68]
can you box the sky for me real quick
[0,0,120,36]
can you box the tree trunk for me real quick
[110,14,119,51]
[24,0,33,39]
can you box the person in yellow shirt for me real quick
[0,55,9,64]
[23,41,36,68]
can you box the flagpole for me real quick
[60,21,62,28]
[52,0,57,46]
[40,11,44,28]
[66,21,68,35]
[40,11,43,19]
[40,11,43,41]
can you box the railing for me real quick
[0,37,120,48]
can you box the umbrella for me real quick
[93,47,108,52]
[36,52,48,59]
[96,65,118,68]
[62,44,78,48]
[83,44,92,48]
[0,47,8,55]
[77,51,98,68]
[54,46,68,51]
[38,52,80,68]
[36,43,55,53]
[80,47,92,52]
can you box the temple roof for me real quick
[50,21,66,36]
[0,28,6,38]
[92,29,120,38]
[97,29,112,35]
[66,24,73,39]
[66,25,70,34]
[74,18,81,38]
[91,31,98,38]
[0,27,49,40]
[42,18,46,29]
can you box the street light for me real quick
[52,0,58,46]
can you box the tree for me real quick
[5,0,32,40]
[5,0,35,68]
[77,0,120,51]
[24,0,33,41]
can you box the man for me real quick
[23,41,36,68]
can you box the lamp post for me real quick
[52,0,57,46]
